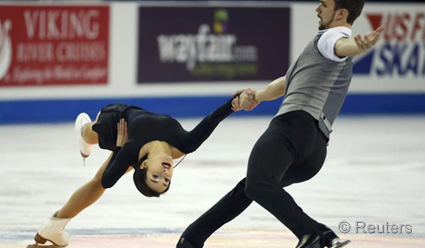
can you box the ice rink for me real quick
[1,115,424,248]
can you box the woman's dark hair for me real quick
[333,0,364,25]
[133,154,171,197]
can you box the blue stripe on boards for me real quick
[1,94,425,124]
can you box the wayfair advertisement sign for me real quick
[137,7,290,83]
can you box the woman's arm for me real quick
[101,119,136,188]
[181,97,236,153]
[101,147,128,188]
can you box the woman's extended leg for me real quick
[35,153,133,246]
[56,152,112,218]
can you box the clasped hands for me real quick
[231,88,260,112]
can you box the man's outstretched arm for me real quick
[335,26,385,57]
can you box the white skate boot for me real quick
[34,214,71,247]
[75,113,93,158]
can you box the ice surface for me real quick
[0,116,424,242]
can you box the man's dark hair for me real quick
[334,0,365,25]
[132,155,171,197]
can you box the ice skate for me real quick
[296,226,351,248]
[34,214,71,247]
[75,112,93,158]
[321,226,350,248]
[328,239,351,248]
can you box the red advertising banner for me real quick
[0,5,109,87]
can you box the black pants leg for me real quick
[245,112,327,238]
[178,111,328,247]
[178,178,253,248]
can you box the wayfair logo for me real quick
[157,24,236,71]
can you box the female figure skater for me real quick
[34,94,256,247]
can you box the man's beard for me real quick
[319,19,326,30]
[318,11,336,30]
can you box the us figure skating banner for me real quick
[350,4,425,93]
[137,7,290,83]
[0,5,110,87]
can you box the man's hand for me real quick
[232,88,259,111]
[354,26,385,54]
[116,118,128,147]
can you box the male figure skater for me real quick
[177,0,385,247]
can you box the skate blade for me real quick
[330,239,351,248]
[28,244,62,248]
[33,233,67,247]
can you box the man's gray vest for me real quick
[276,31,353,139]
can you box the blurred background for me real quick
[0,1,425,247]
[0,0,424,124]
